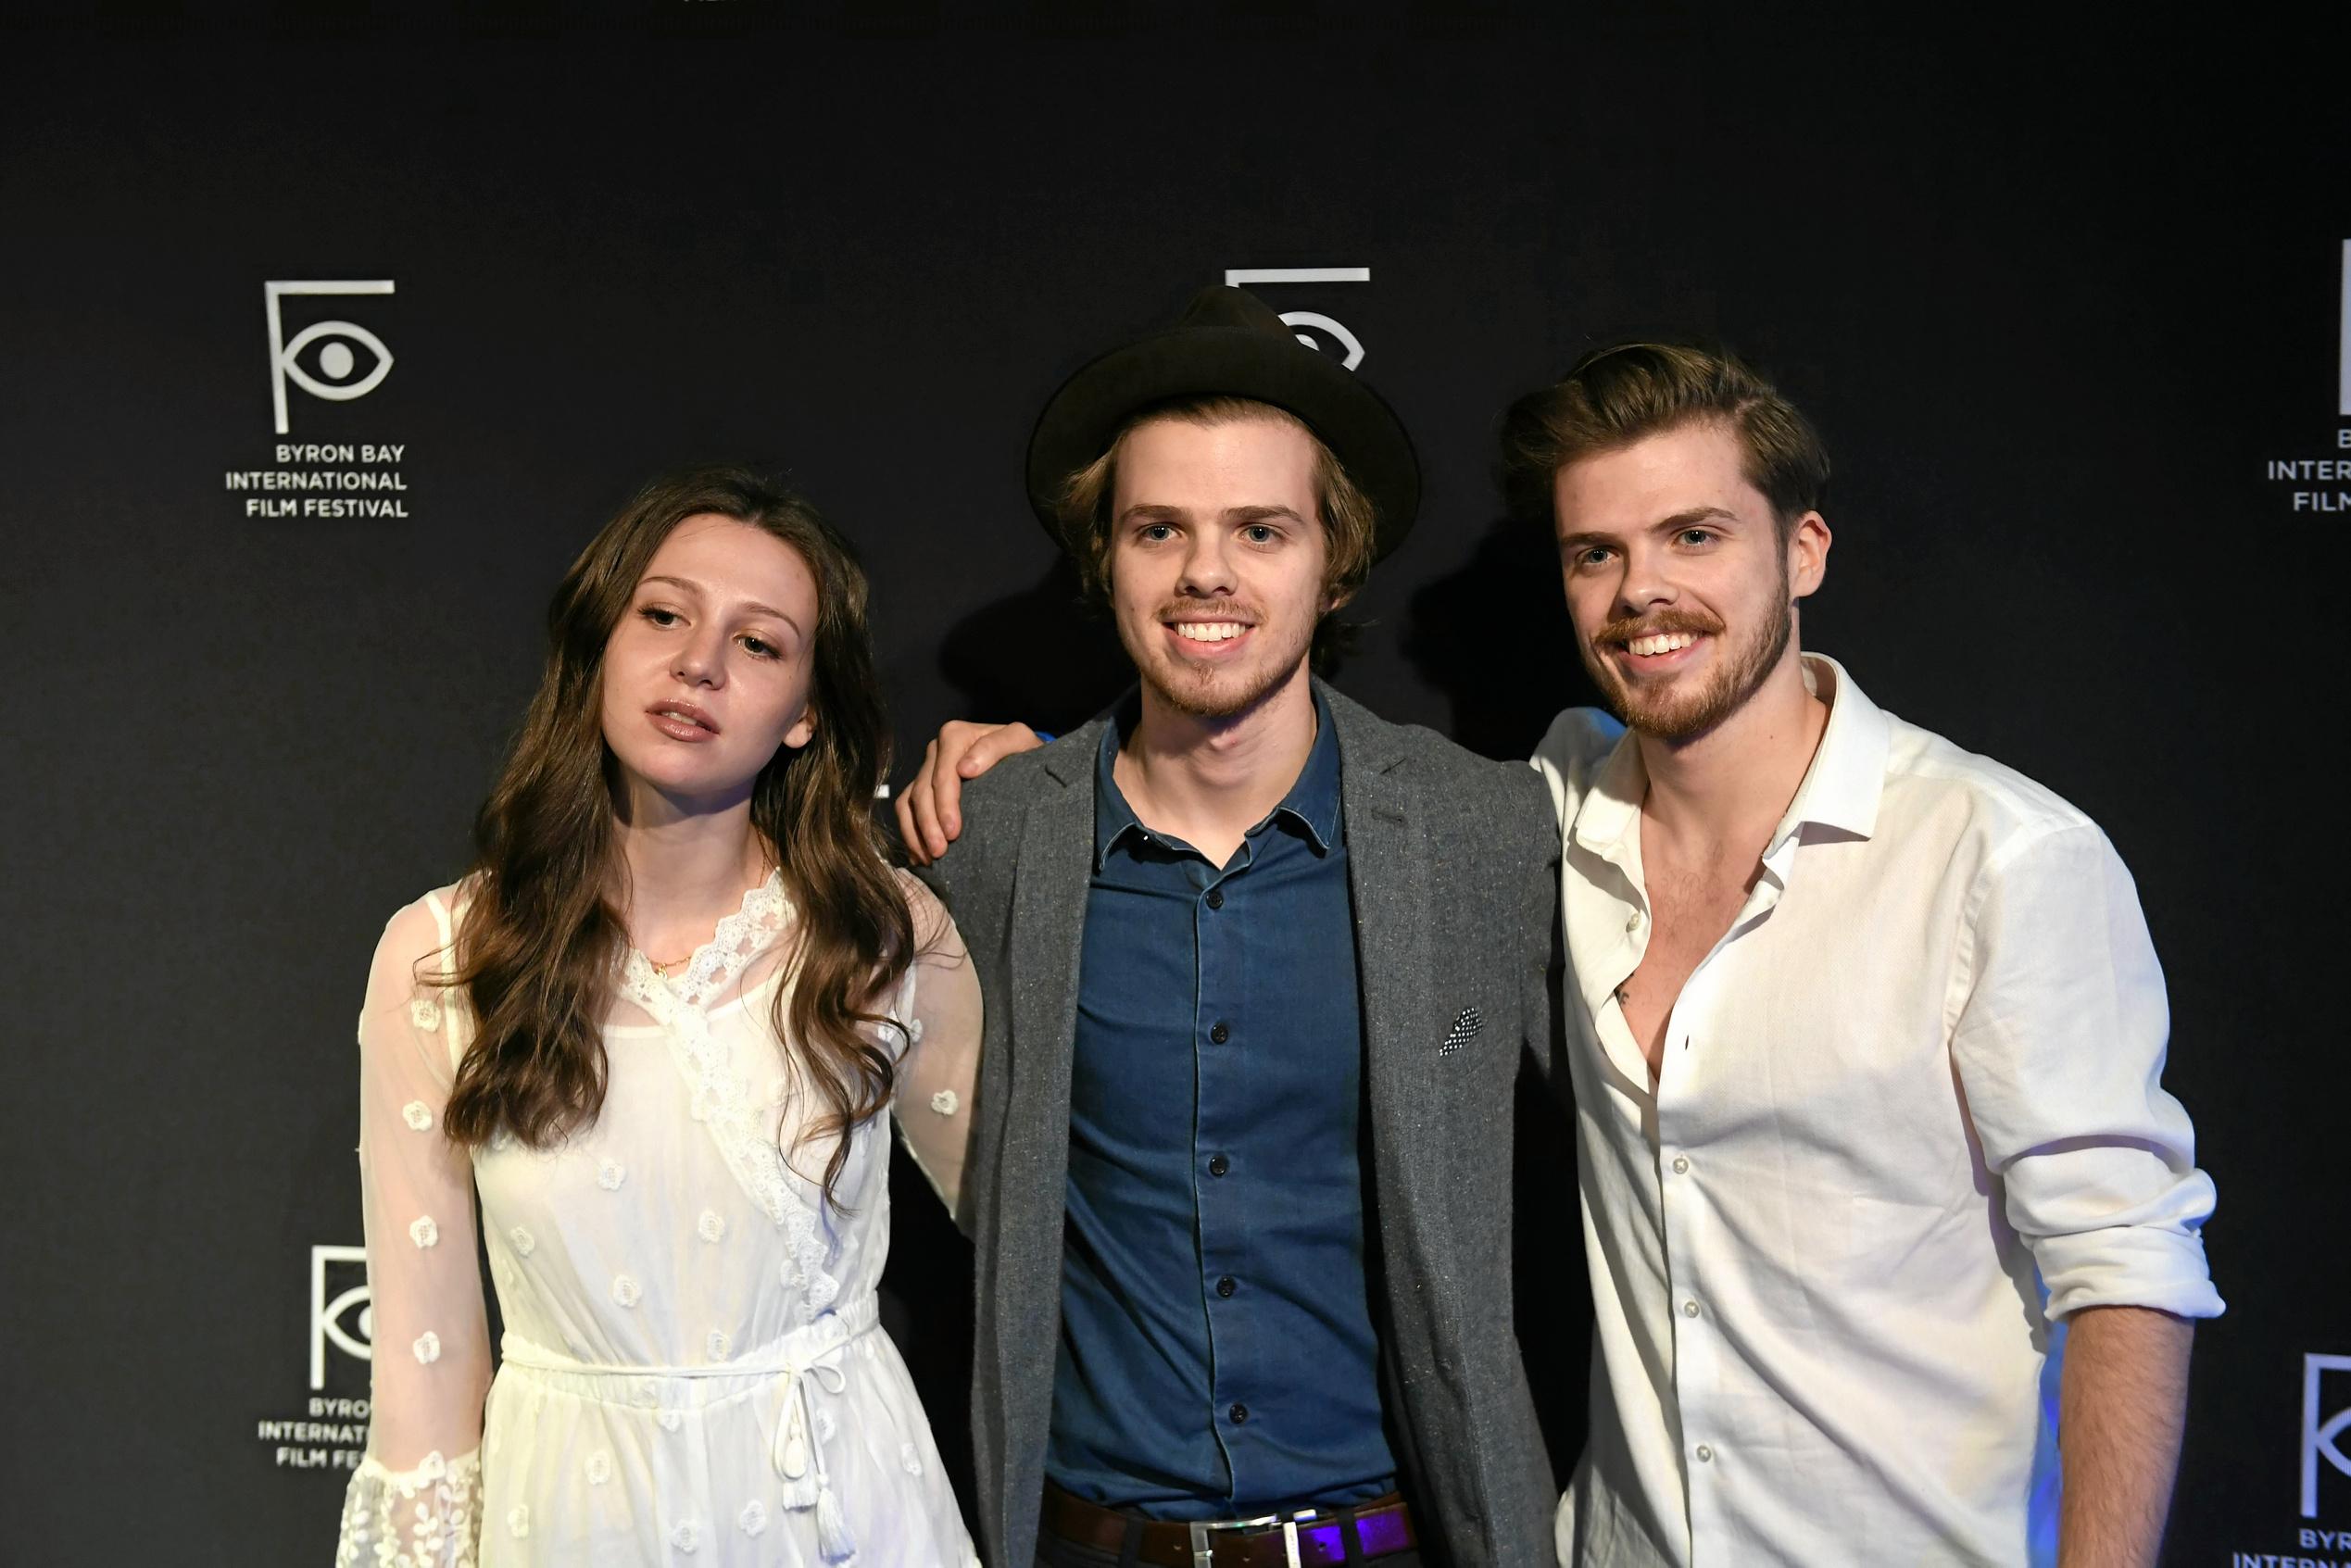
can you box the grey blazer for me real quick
[922,681,1565,1567]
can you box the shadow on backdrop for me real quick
[933,556,1131,735]
[1403,512,1599,761]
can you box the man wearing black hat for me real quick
[905,286,1563,1566]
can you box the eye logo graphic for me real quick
[1225,266,1370,370]
[309,1243,372,1391]
[2308,1352,2351,1518]
[266,281,395,435]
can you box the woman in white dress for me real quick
[333,468,984,1567]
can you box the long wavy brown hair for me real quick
[439,467,912,1206]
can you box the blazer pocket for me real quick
[1438,1004,1484,1056]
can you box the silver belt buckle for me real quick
[1188,1508,1302,1568]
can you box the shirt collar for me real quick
[1094,687,1344,869]
[1569,652,1890,870]
[1773,654,1888,847]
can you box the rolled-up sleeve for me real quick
[1949,821,2223,1323]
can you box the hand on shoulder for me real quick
[895,721,1045,866]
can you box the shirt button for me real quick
[1681,1299,1701,1319]
[1671,1156,1690,1174]
[1217,1276,1237,1298]
[1205,888,1225,909]
[1627,909,1645,931]
[1208,1154,1230,1177]
[1228,1403,1250,1424]
[1209,1022,1231,1045]
[1694,1444,1714,1463]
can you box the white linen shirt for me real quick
[1531,655,2222,1568]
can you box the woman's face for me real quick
[599,513,823,812]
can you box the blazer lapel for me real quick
[994,726,1100,1404]
[1009,759,1093,1123]
[1324,688,1443,1182]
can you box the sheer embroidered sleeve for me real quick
[889,871,984,1228]
[333,893,492,1567]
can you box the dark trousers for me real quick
[1033,1507,1429,1567]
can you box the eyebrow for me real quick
[1557,505,1743,550]
[1117,503,1311,525]
[639,574,804,636]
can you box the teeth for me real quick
[1628,633,1698,657]
[659,709,708,729]
[1173,622,1245,642]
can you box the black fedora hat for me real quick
[1025,284,1421,561]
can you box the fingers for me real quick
[897,738,946,866]
[899,721,1049,863]
[891,793,922,866]
[962,723,1044,778]
[927,722,984,846]
[933,721,1045,843]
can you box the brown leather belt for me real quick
[1040,1483,1418,1567]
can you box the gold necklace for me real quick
[647,948,696,973]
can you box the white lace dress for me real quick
[332,872,983,1567]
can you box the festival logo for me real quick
[226,280,411,521]
[250,1244,372,1474]
[1225,266,1370,370]
[312,1243,373,1389]
[2221,1352,2351,1563]
[266,281,396,435]
[2259,244,2351,515]
[2308,1352,2351,1520]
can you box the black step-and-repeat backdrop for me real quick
[4,9,2345,1565]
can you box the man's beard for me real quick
[1584,574,1793,743]
[1123,603,1309,721]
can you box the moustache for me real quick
[1594,608,1723,646]
[1157,599,1264,622]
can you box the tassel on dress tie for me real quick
[771,1349,858,1564]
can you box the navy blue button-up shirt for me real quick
[1044,693,1398,1517]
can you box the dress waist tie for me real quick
[499,1292,879,1564]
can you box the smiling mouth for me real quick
[1622,632,1701,658]
[1168,621,1252,645]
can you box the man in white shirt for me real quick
[1506,342,2222,1567]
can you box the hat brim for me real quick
[1025,324,1420,563]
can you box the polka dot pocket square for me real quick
[1439,1005,1483,1056]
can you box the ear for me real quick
[781,707,817,752]
[1787,510,1831,601]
